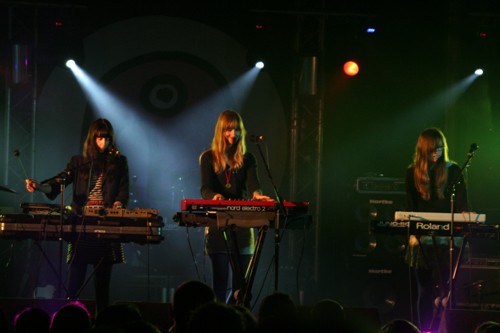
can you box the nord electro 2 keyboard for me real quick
[176,198,312,308]
[180,199,309,213]
[177,199,311,229]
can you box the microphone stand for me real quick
[251,138,288,291]
[447,148,476,309]
[56,174,67,299]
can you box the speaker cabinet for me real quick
[454,264,500,309]
[346,190,406,257]
[340,181,411,324]
[344,256,413,324]
[454,236,500,309]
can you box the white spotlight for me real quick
[255,61,264,69]
[65,59,76,69]
[474,68,484,76]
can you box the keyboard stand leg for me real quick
[236,226,268,307]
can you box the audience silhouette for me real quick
[14,281,500,333]
[169,280,217,333]
[0,308,7,333]
[186,302,246,333]
[13,307,51,333]
[475,321,500,333]
[233,304,259,333]
[257,291,301,333]
[378,319,420,333]
[93,303,143,331]
[310,298,348,333]
[49,302,92,333]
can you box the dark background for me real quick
[1,0,500,323]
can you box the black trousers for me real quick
[66,260,113,314]
[209,253,252,304]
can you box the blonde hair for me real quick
[210,110,247,174]
[413,127,449,200]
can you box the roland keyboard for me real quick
[394,211,486,223]
[371,211,489,237]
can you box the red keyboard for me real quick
[181,199,309,212]
[177,199,311,229]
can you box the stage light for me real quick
[343,61,359,76]
[366,27,376,34]
[65,59,76,69]
[255,61,264,69]
[474,68,483,76]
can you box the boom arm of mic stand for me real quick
[253,140,287,292]
[253,141,288,220]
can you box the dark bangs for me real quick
[94,129,110,138]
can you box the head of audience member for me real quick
[310,299,346,333]
[171,280,217,333]
[475,321,500,333]
[186,302,245,333]
[0,308,8,333]
[257,291,299,333]
[378,319,420,333]
[14,307,51,333]
[233,305,258,333]
[120,319,162,333]
[50,302,92,333]
[94,303,142,329]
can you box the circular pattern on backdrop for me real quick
[140,74,188,116]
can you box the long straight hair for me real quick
[83,118,117,159]
[413,127,449,200]
[210,110,247,174]
[81,118,118,180]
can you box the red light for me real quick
[55,21,63,27]
[255,24,264,30]
[479,32,487,37]
[343,61,359,76]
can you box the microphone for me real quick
[469,143,478,155]
[249,134,264,143]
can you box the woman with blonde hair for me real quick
[199,110,272,304]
